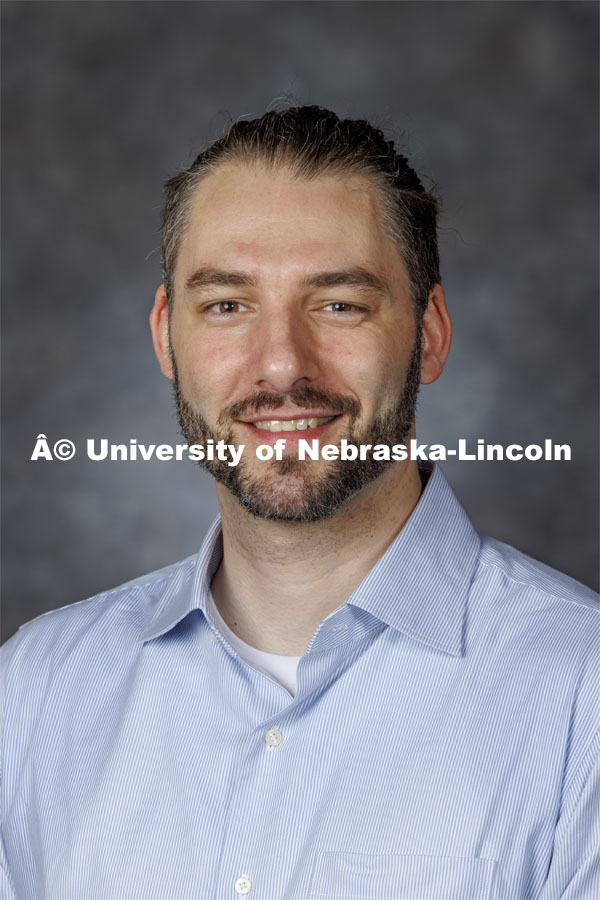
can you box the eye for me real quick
[321,302,365,314]
[207,300,250,314]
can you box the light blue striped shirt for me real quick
[1,465,599,899]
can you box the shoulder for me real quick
[473,539,599,779]
[472,536,599,685]
[477,536,599,616]
[1,554,197,679]
[0,554,202,797]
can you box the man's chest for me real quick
[6,635,570,899]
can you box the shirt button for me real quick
[264,727,282,747]
[234,875,252,894]
[209,631,219,644]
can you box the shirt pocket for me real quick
[307,851,498,900]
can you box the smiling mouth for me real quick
[251,416,337,433]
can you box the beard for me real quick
[172,331,422,523]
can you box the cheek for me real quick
[174,333,246,406]
[325,332,403,399]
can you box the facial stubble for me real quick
[171,331,422,522]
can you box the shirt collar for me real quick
[140,465,480,657]
[342,464,480,656]
[138,518,222,644]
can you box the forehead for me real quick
[174,161,407,292]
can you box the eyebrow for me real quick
[184,266,389,295]
[185,267,257,291]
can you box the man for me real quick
[1,106,598,900]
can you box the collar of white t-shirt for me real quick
[205,590,302,697]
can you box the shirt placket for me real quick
[207,609,379,900]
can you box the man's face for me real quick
[162,161,424,521]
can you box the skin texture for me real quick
[150,161,451,654]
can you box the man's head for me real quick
[150,106,451,522]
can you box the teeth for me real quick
[252,416,334,433]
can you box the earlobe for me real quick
[420,284,452,385]
[149,284,174,381]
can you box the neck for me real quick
[210,459,423,655]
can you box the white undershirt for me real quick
[206,591,301,697]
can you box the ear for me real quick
[420,284,452,385]
[149,284,174,381]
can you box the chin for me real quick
[225,457,385,523]
[234,469,336,523]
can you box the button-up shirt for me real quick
[1,466,598,899]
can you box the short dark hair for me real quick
[161,106,440,317]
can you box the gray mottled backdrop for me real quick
[2,0,598,642]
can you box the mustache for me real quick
[218,386,361,426]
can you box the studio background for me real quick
[2,0,598,643]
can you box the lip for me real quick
[236,413,343,445]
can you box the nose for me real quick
[253,309,320,393]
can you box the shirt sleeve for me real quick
[538,730,600,900]
[0,834,16,900]
[1,640,17,900]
